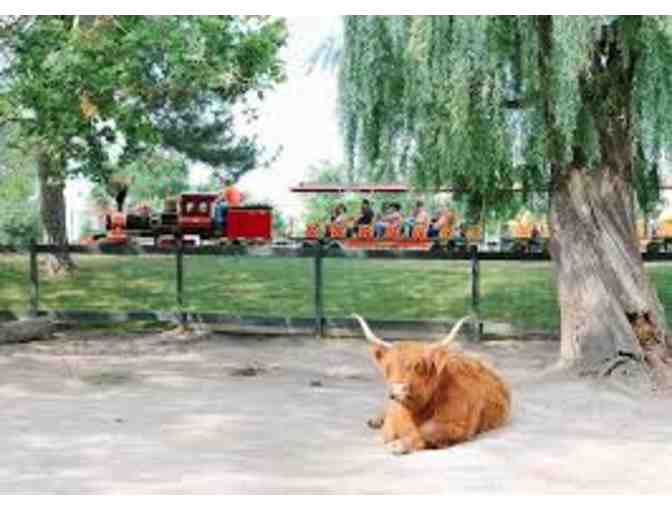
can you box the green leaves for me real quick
[339,15,672,215]
[0,15,288,184]
[0,126,40,245]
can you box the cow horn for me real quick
[350,314,391,347]
[437,316,471,345]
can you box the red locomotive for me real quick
[104,192,272,245]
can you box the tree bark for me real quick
[37,149,76,275]
[536,16,672,389]
[549,167,672,387]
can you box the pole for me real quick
[29,238,39,318]
[314,244,324,338]
[470,244,482,341]
[176,234,185,326]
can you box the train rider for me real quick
[325,203,348,238]
[403,200,430,237]
[427,205,455,238]
[107,175,133,212]
[356,199,375,226]
[374,202,403,238]
[530,224,541,252]
[348,199,375,236]
[332,203,348,226]
[214,177,243,233]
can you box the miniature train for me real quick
[103,192,272,246]
[638,219,672,254]
[301,221,484,252]
[97,187,670,254]
[98,190,551,252]
[301,221,554,253]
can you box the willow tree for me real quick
[340,15,672,386]
[0,15,287,273]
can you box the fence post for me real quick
[29,238,39,318]
[470,244,482,341]
[314,244,324,338]
[176,235,185,326]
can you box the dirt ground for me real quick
[1,327,671,494]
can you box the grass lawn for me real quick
[2,254,672,332]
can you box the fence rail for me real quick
[5,242,672,260]
[3,241,672,340]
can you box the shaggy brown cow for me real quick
[352,314,511,455]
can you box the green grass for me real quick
[2,254,672,332]
[0,255,30,313]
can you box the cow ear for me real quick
[371,344,388,366]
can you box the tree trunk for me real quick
[549,167,672,387]
[37,149,76,275]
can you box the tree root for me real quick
[626,312,672,392]
[598,351,641,378]
[539,358,576,376]
[643,352,672,393]
[161,323,210,340]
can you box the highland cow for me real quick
[352,314,511,455]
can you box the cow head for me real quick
[351,314,470,411]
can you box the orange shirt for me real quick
[224,186,242,207]
[433,209,455,230]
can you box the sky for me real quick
[65,16,343,238]
[203,16,344,219]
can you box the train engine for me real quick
[104,192,272,245]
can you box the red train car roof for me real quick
[290,183,409,193]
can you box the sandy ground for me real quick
[1,328,671,494]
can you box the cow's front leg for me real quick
[381,414,399,443]
[380,401,416,444]
[387,431,428,455]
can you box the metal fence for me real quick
[2,241,672,340]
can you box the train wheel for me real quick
[513,242,526,255]
[327,241,343,252]
[429,242,445,255]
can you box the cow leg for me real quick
[388,431,428,455]
[423,419,474,446]
[381,415,399,443]
[379,402,414,443]
[425,399,485,446]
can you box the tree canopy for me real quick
[338,16,672,214]
[0,125,40,245]
[87,152,191,213]
[0,15,288,185]
[339,16,672,380]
